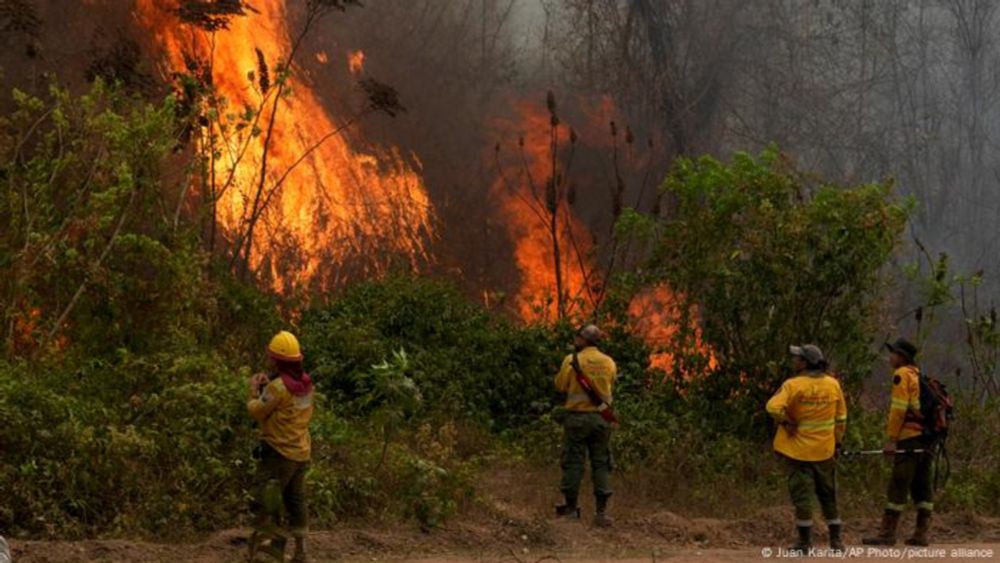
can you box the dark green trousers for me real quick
[785,457,840,526]
[887,437,934,513]
[251,442,310,537]
[559,412,613,502]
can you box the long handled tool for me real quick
[841,449,925,456]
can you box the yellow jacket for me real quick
[887,365,923,441]
[554,346,617,412]
[247,376,314,462]
[766,371,847,462]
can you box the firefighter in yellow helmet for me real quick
[247,331,315,563]
[766,345,847,554]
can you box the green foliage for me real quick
[0,354,254,537]
[638,148,910,433]
[302,276,563,430]
[302,276,652,431]
[0,80,213,358]
[0,346,479,537]
[0,80,282,365]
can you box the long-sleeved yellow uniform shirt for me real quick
[554,346,617,412]
[887,365,923,441]
[766,371,847,462]
[247,376,314,462]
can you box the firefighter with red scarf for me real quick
[247,331,315,563]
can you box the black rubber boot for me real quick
[247,531,261,562]
[290,535,309,563]
[593,494,612,528]
[905,509,932,547]
[829,523,845,551]
[555,493,580,518]
[261,534,286,562]
[863,509,901,546]
[789,525,812,554]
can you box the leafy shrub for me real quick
[632,148,911,434]
[0,354,255,537]
[303,276,565,429]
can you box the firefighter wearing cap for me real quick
[553,324,617,527]
[247,330,315,563]
[766,345,847,553]
[863,338,934,547]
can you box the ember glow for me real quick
[348,50,365,75]
[135,1,435,292]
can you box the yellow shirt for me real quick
[887,365,923,441]
[247,377,314,462]
[554,346,617,412]
[766,372,847,462]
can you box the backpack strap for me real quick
[570,352,618,424]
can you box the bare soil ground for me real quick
[9,468,1000,562]
[9,520,999,562]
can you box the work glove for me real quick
[250,372,269,396]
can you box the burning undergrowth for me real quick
[135,0,436,294]
[4,0,705,374]
[489,91,711,374]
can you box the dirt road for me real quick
[9,518,998,563]
[10,468,999,563]
[9,538,999,563]
[401,545,1000,562]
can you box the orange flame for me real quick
[135,1,435,292]
[12,307,41,349]
[348,49,365,74]
[629,285,716,378]
[493,96,712,376]
[491,100,594,321]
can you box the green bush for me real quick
[303,276,616,430]
[632,148,910,435]
[0,354,255,537]
[0,347,483,536]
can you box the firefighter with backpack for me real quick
[863,338,951,547]
[553,324,618,528]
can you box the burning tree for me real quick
[493,91,586,321]
[492,91,664,323]
[138,0,436,294]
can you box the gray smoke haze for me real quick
[351,1,1000,302]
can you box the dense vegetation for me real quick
[1,83,998,540]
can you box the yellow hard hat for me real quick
[267,330,303,361]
